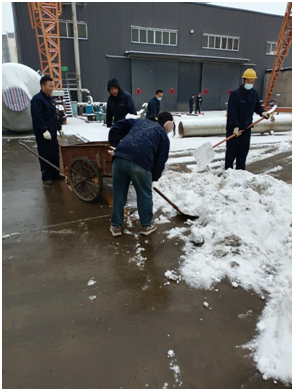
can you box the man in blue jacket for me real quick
[146,90,163,119]
[189,94,195,113]
[106,78,137,127]
[31,76,64,187]
[195,93,203,114]
[225,68,270,170]
[108,112,174,237]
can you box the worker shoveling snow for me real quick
[147,167,292,384]
[192,106,277,171]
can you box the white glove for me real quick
[152,181,156,189]
[233,127,241,137]
[43,130,51,140]
[262,111,270,119]
[59,129,65,137]
[108,146,116,156]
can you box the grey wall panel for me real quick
[131,59,156,109]
[178,62,202,102]
[202,63,241,110]
[131,59,178,111]
[155,61,178,112]
[107,58,131,94]
[201,63,221,110]
[60,40,75,72]
[12,3,40,71]
[219,64,241,109]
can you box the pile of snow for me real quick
[153,168,292,384]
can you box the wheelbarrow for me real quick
[19,141,198,218]
[19,141,112,202]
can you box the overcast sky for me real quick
[2,1,288,34]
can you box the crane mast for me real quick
[28,2,63,89]
[263,2,292,106]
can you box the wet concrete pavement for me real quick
[2,137,291,389]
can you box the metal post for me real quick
[71,2,82,104]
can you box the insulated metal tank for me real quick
[2,63,40,132]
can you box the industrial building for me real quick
[13,2,292,111]
[2,32,18,63]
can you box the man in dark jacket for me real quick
[225,68,270,170]
[195,93,203,114]
[106,78,137,127]
[31,76,64,187]
[108,112,174,237]
[146,90,163,119]
[189,94,195,113]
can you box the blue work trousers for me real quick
[225,129,251,170]
[37,138,60,181]
[111,157,153,227]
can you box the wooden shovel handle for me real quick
[153,187,182,214]
[212,116,266,149]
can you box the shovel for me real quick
[153,187,198,219]
[18,142,67,176]
[193,105,277,170]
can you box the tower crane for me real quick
[263,2,292,108]
[28,2,62,89]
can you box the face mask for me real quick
[244,84,253,90]
[157,97,162,101]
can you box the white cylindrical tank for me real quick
[2,63,40,132]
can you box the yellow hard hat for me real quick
[242,68,257,79]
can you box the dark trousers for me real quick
[111,157,153,227]
[37,138,60,181]
[225,130,251,170]
[196,104,201,114]
[189,105,193,114]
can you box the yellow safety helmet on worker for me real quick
[242,68,257,79]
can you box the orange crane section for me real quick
[263,2,292,107]
[28,2,63,89]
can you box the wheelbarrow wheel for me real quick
[68,157,103,202]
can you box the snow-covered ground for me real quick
[9,111,293,384]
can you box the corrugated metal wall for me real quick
[131,59,178,111]
[177,62,202,110]
[201,63,241,110]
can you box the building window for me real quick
[131,26,177,46]
[266,42,277,55]
[59,21,88,39]
[202,34,239,51]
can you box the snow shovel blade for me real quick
[193,142,215,171]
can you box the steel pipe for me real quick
[178,115,292,138]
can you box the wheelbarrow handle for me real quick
[18,141,65,175]
[153,187,182,214]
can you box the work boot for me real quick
[53,173,66,180]
[43,180,53,187]
[140,222,157,236]
[110,226,122,237]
